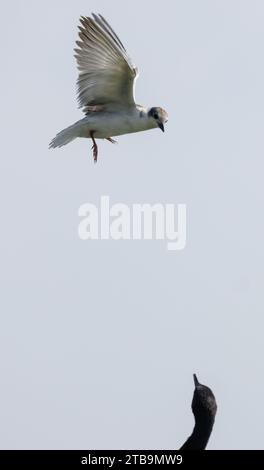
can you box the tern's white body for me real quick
[79,107,157,139]
[53,107,157,147]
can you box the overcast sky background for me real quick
[0,0,264,450]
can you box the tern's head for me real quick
[148,107,168,132]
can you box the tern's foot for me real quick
[106,137,118,144]
[91,142,98,163]
[90,130,98,163]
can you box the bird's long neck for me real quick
[180,415,215,450]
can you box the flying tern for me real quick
[49,14,168,162]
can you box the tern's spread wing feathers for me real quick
[74,14,138,113]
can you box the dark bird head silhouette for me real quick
[180,374,217,450]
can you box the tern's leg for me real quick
[90,131,98,163]
[106,137,118,144]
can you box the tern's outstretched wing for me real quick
[74,14,138,113]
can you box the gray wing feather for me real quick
[74,14,138,113]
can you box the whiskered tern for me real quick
[49,14,168,162]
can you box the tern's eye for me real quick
[153,113,158,120]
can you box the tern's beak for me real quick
[158,121,165,132]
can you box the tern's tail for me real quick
[49,122,80,149]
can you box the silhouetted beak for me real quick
[158,122,165,132]
[193,374,200,387]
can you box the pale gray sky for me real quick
[0,0,264,450]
